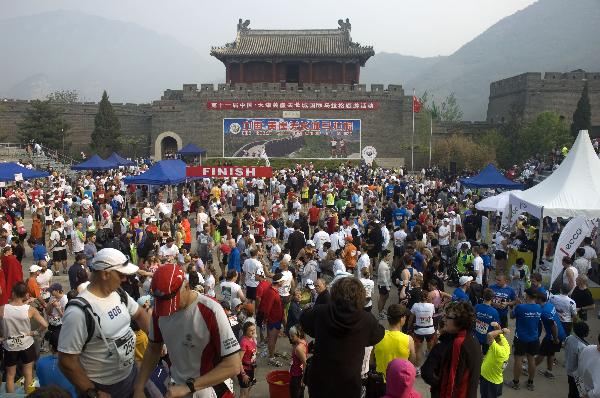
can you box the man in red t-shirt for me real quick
[258,273,284,366]
[308,205,321,236]
[254,268,270,344]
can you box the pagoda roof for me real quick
[211,20,374,64]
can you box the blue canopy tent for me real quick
[459,164,524,189]
[106,152,136,167]
[71,155,118,171]
[0,162,50,182]
[177,144,207,156]
[123,160,186,185]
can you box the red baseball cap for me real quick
[150,264,185,317]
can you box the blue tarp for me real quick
[71,155,118,171]
[123,160,186,185]
[0,162,50,182]
[459,164,524,189]
[178,143,206,156]
[106,152,136,167]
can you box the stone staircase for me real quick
[0,143,77,177]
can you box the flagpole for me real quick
[429,112,433,168]
[411,88,415,171]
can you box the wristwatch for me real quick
[85,388,99,398]
[185,378,196,393]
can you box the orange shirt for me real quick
[27,276,41,299]
[181,219,192,244]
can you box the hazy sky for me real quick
[2,0,537,57]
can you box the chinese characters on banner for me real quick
[223,118,361,137]
[207,100,379,111]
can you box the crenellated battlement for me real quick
[162,82,405,101]
[490,70,600,98]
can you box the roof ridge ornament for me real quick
[237,18,250,33]
[337,18,351,32]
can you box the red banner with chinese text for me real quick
[206,100,379,111]
[186,166,273,178]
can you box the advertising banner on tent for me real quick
[551,216,594,283]
[187,166,273,178]
[508,194,543,221]
[481,216,490,244]
[223,118,361,158]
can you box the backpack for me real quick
[65,287,129,348]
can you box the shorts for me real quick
[53,249,67,262]
[378,286,390,296]
[3,344,37,367]
[413,332,436,343]
[480,376,503,398]
[237,369,255,388]
[513,336,539,356]
[246,286,257,301]
[268,322,282,331]
[494,250,507,261]
[301,198,309,204]
[539,338,562,356]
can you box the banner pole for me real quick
[411,88,415,171]
[536,207,544,270]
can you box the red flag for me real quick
[412,96,422,113]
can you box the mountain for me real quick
[363,0,600,120]
[0,10,222,103]
[361,53,445,87]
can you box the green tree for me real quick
[91,91,121,157]
[17,100,70,151]
[571,81,591,137]
[46,89,79,103]
[438,92,463,122]
[517,112,572,162]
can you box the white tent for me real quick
[475,190,518,212]
[509,130,600,219]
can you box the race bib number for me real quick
[475,319,489,335]
[112,329,136,369]
[6,335,26,350]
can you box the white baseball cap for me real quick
[459,276,473,286]
[91,248,139,275]
[29,264,42,273]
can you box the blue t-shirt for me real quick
[481,254,492,270]
[36,355,78,398]
[33,244,47,262]
[474,303,500,344]
[393,208,407,227]
[412,252,425,273]
[540,302,566,341]
[386,184,395,198]
[407,219,417,232]
[489,284,516,318]
[452,287,470,302]
[513,303,542,343]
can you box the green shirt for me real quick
[481,333,510,384]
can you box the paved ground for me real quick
[12,217,600,397]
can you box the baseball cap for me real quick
[150,264,185,317]
[459,276,473,286]
[29,264,42,273]
[306,240,315,247]
[90,248,139,275]
[305,279,315,290]
[48,282,63,292]
[231,297,243,309]
[255,267,265,277]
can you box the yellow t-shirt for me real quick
[373,330,410,380]
[481,333,510,384]
[301,186,309,199]
[135,330,149,362]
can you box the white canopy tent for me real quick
[509,130,600,219]
[475,190,518,212]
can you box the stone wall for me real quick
[0,100,152,154]
[487,71,600,127]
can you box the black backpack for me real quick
[65,287,129,347]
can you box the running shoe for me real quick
[510,380,520,390]
[538,369,555,379]
[527,380,535,391]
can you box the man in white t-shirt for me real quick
[312,227,330,251]
[158,237,179,261]
[220,270,246,308]
[58,248,149,398]
[473,248,484,285]
[50,219,68,275]
[438,219,451,249]
[135,264,241,398]
[550,283,578,335]
[242,249,262,303]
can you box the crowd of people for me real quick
[0,156,598,398]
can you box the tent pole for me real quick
[536,207,544,269]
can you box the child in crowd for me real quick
[289,325,308,398]
[238,321,257,398]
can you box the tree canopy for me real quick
[90,90,121,157]
[571,82,591,137]
[17,100,70,151]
